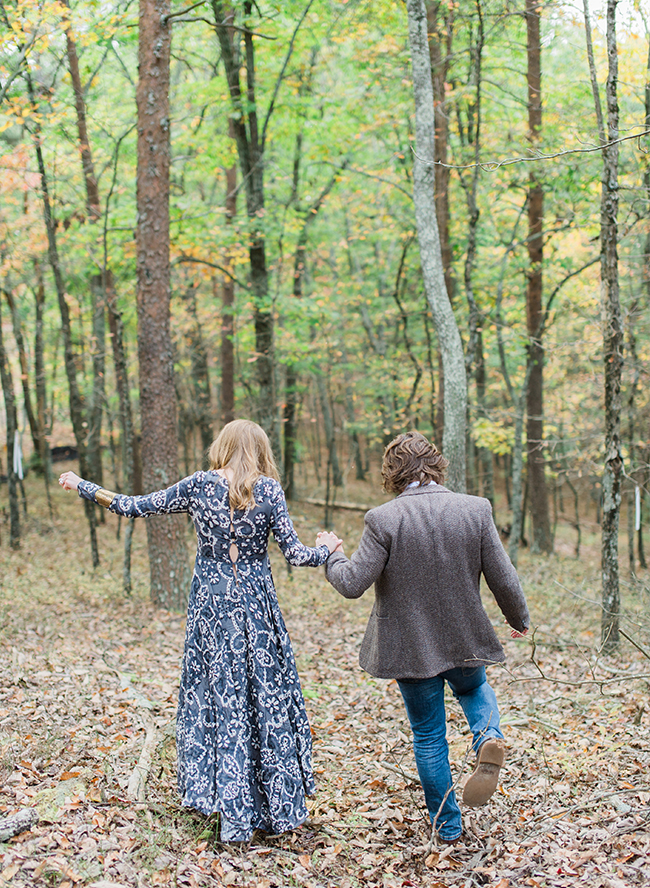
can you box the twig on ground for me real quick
[429,740,475,851]
[127,712,160,803]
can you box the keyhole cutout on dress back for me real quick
[229,510,239,564]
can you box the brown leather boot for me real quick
[462,738,506,806]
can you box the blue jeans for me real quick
[397,666,504,841]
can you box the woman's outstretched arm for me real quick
[59,470,197,517]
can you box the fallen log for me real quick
[301,497,371,513]
[0,807,38,841]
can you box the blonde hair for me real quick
[208,419,280,510]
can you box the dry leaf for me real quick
[0,863,20,883]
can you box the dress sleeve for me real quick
[269,482,329,567]
[77,474,198,518]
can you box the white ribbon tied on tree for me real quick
[13,430,23,481]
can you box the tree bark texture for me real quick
[599,0,622,653]
[406,0,467,492]
[0,296,21,548]
[525,0,552,553]
[638,35,650,572]
[426,0,454,303]
[136,0,189,609]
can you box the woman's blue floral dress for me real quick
[78,472,329,841]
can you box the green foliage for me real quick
[0,0,648,492]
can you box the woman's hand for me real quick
[316,531,343,554]
[59,471,82,491]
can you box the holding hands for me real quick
[316,530,344,554]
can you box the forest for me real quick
[1,0,650,885]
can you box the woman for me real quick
[60,419,341,842]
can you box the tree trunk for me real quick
[283,148,344,497]
[184,284,213,463]
[0,297,20,548]
[66,16,113,503]
[136,0,189,609]
[458,1,492,508]
[405,0,466,491]
[27,73,99,567]
[106,272,140,593]
[508,390,527,568]
[427,0,454,303]
[88,275,106,491]
[221,142,237,427]
[525,0,552,554]
[33,262,52,511]
[639,36,650,572]
[341,342,365,482]
[316,373,342,489]
[3,289,39,458]
[626,299,640,577]
[211,0,276,451]
[596,0,622,652]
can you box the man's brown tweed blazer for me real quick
[325,484,530,679]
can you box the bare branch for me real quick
[418,130,649,171]
[174,254,249,289]
[261,0,316,149]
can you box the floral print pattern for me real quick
[78,472,329,841]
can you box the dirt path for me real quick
[0,479,649,886]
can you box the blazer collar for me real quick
[397,483,451,498]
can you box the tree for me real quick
[136,0,190,609]
[211,1,275,449]
[405,0,466,491]
[525,0,552,553]
[584,0,622,651]
[598,0,623,653]
[0,296,20,548]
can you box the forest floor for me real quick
[0,469,649,888]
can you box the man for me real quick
[318,431,529,844]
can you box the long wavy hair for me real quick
[381,430,448,494]
[208,419,280,510]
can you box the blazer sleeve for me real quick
[325,510,389,599]
[480,501,530,632]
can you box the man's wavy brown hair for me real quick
[381,431,448,494]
